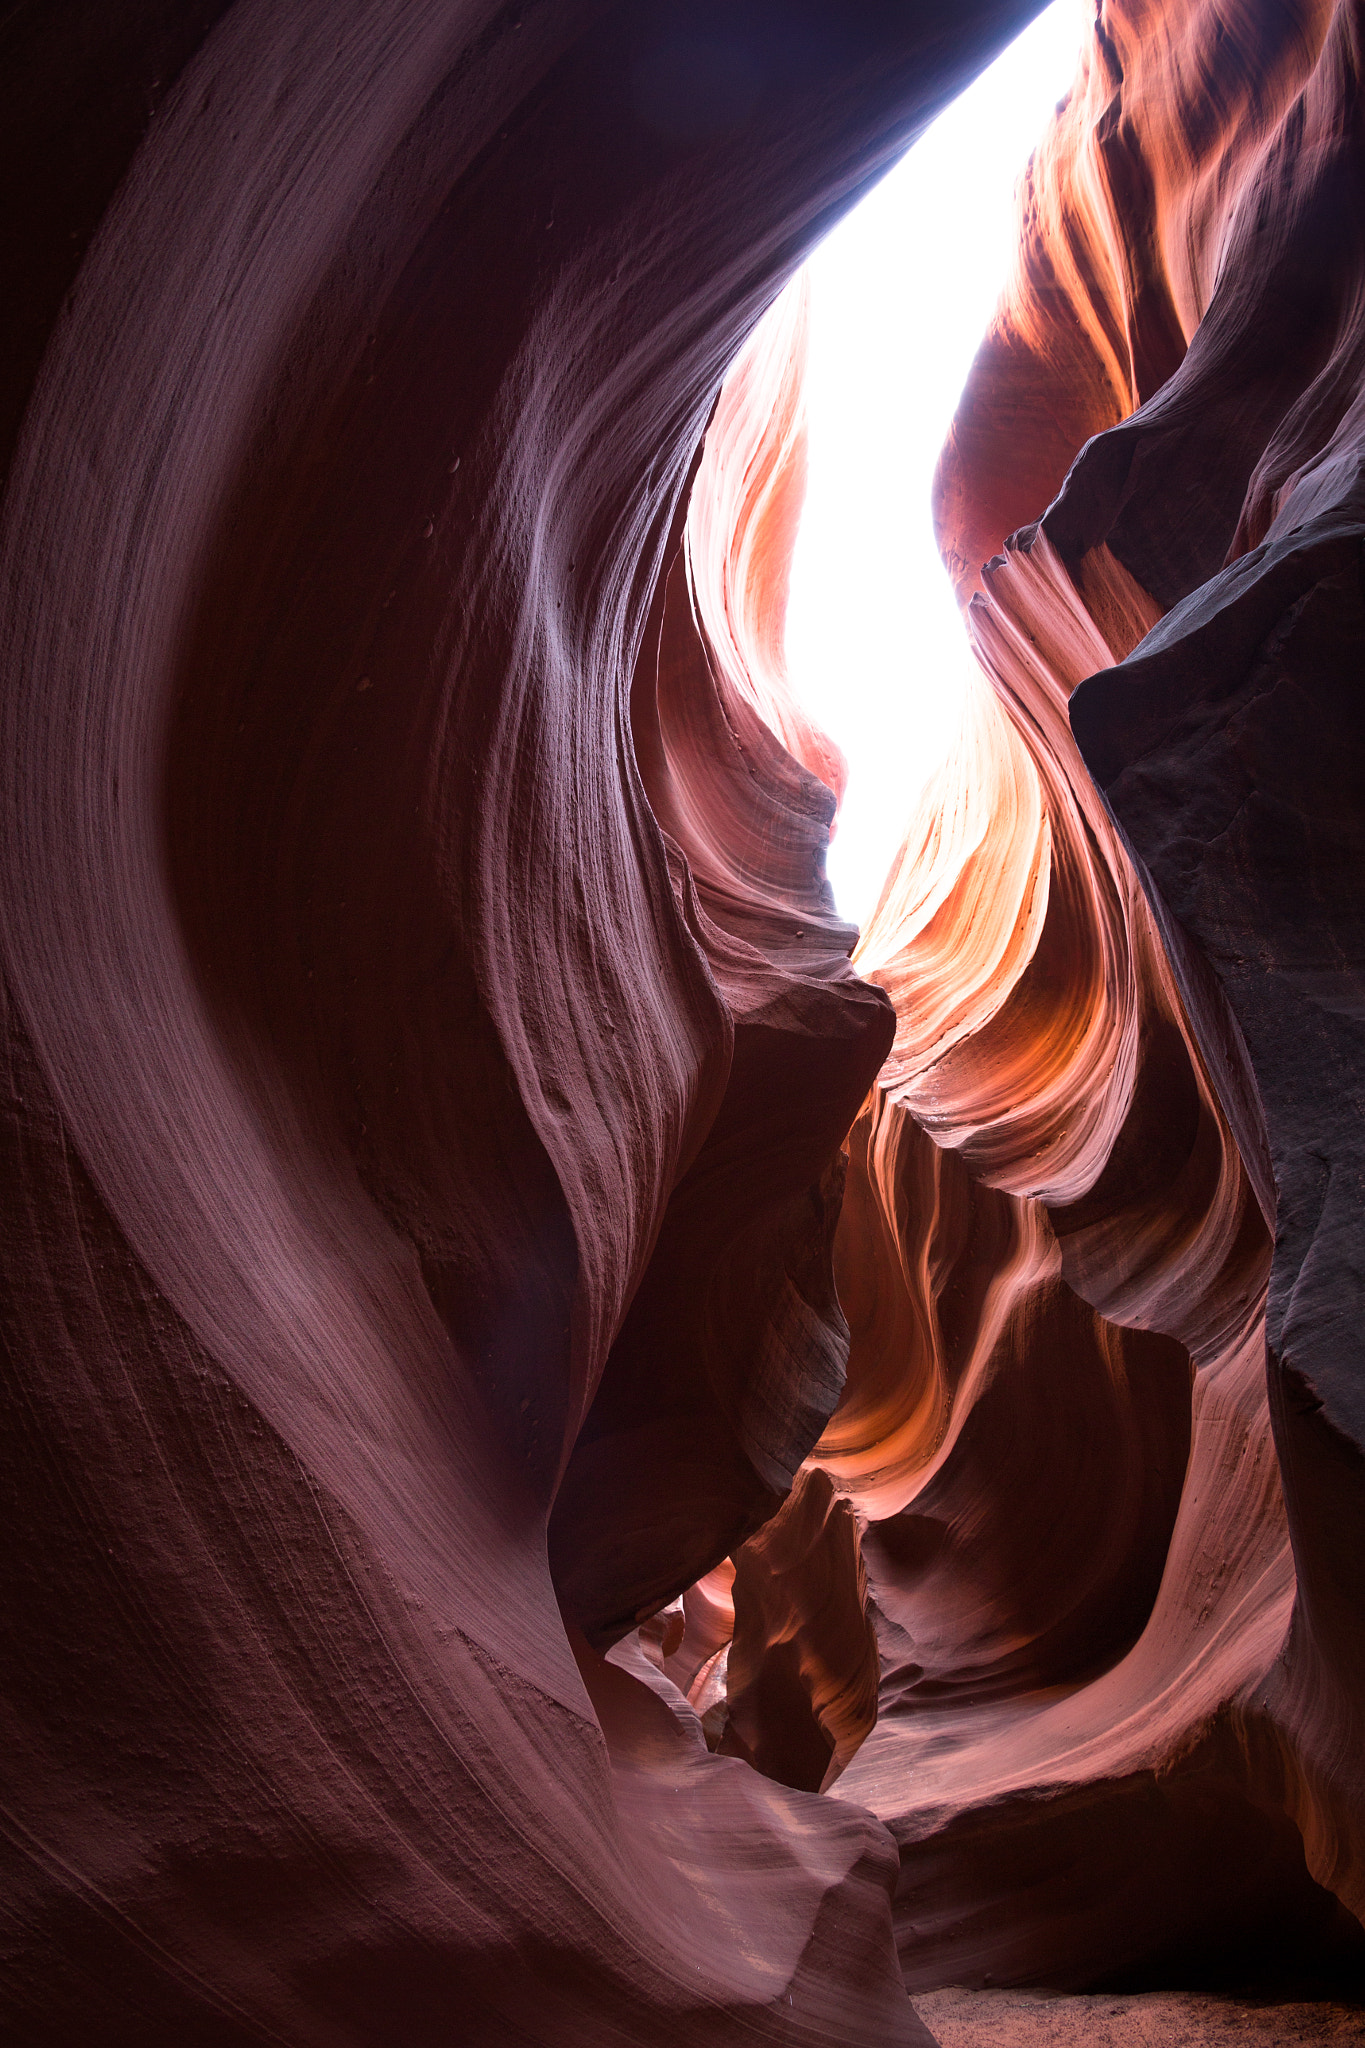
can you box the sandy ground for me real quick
[914,1983,1365,2045]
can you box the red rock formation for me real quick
[719,1465,880,1794]
[0,1,1057,2041]
[6,0,1365,2032]
[783,0,1365,1995]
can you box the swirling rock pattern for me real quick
[718,1465,880,1794]
[5,0,1365,2035]
[0,1,1046,2042]
[810,0,1365,1995]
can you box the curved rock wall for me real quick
[0,3,1042,2041]
[4,0,1365,2032]
[800,0,1365,1992]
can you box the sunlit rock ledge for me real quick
[1,0,1362,2040]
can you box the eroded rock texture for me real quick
[0,1,1049,2042]
[5,0,1365,2036]
[799,0,1365,1997]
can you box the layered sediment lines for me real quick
[0,2,1049,2042]
[793,0,1365,1992]
[4,0,1365,2034]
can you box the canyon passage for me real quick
[1,1,1364,2043]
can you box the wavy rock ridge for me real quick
[0,4,1037,2042]
[811,0,1365,1992]
[1,0,1364,2039]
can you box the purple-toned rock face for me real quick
[1,0,1363,2040]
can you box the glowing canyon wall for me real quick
[1,1,1363,2043]
[824,0,1365,1991]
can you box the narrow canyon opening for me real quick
[4,3,1365,2042]
[558,0,1365,2000]
[786,0,1085,927]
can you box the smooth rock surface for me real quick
[6,0,1365,2034]
[0,2,1039,2040]
[794,0,1365,1995]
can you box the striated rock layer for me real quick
[6,0,1365,2035]
[790,0,1365,1997]
[0,2,1052,2042]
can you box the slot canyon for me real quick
[3,0,1365,2042]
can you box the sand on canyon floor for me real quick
[914,1982,1365,2045]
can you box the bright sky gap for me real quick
[783,0,1086,927]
